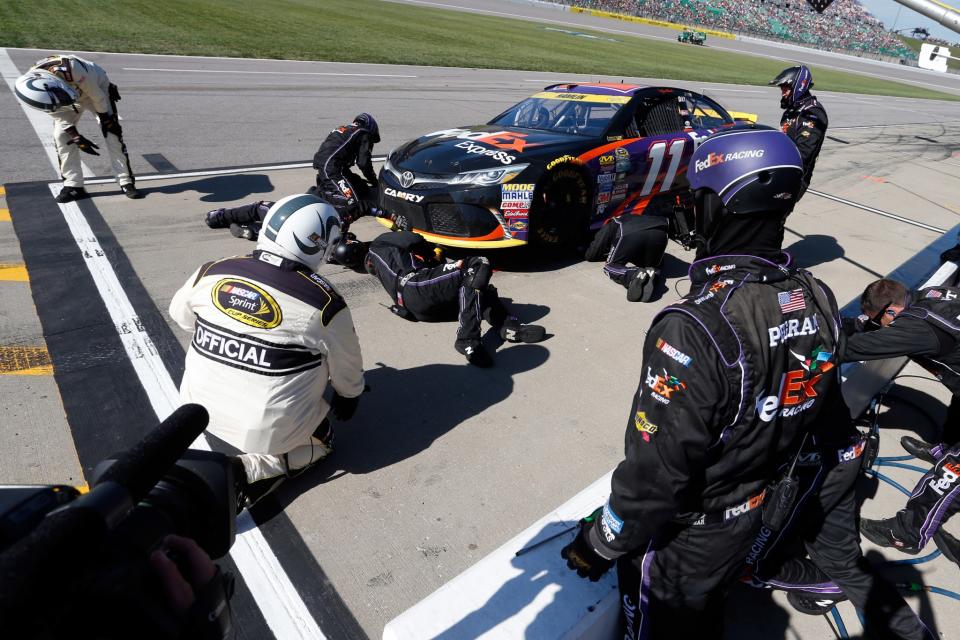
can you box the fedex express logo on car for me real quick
[694,148,765,172]
[425,128,542,165]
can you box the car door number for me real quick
[639,139,685,197]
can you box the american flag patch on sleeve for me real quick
[778,289,806,313]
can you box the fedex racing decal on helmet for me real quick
[694,148,765,172]
[601,500,624,542]
[768,315,819,346]
[212,279,282,329]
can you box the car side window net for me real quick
[637,98,686,137]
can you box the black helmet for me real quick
[354,113,380,144]
[687,127,803,251]
[332,238,369,269]
[769,65,814,109]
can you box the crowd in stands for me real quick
[557,0,915,59]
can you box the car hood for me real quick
[389,125,589,174]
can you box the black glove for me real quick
[68,134,100,156]
[940,244,960,264]
[98,112,122,137]
[560,508,615,582]
[108,83,121,102]
[330,392,361,421]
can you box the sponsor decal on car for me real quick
[634,410,659,441]
[531,91,631,104]
[454,141,517,165]
[597,192,611,204]
[424,128,539,152]
[656,338,692,367]
[546,154,583,171]
[384,187,425,203]
[613,183,628,196]
[597,173,616,185]
[768,315,819,347]
[598,154,615,167]
[693,148,766,172]
[645,366,687,404]
[212,279,282,329]
[508,219,528,232]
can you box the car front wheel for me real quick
[529,168,590,247]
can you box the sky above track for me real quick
[858,0,960,42]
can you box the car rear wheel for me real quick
[529,168,590,247]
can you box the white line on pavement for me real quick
[82,156,385,184]
[0,49,94,178]
[808,189,947,233]
[124,67,417,78]
[0,46,326,640]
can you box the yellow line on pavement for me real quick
[0,209,10,222]
[0,264,28,281]
[0,346,53,375]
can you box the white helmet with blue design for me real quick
[257,194,343,271]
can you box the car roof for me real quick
[538,83,697,101]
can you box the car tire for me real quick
[529,168,590,247]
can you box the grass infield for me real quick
[1,0,957,102]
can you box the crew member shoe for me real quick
[54,186,89,203]
[205,208,228,229]
[934,528,960,566]
[860,517,921,554]
[455,339,493,367]
[121,183,143,199]
[626,271,650,302]
[230,223,258,241]
[786,592,842,616]
[901,436,938,465]
[500,319,546,344]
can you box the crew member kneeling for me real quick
[170,194,365,508]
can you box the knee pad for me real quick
[462,256,492,290]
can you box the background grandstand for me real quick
[557,0,917,60]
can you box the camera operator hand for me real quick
[150,535,234,639]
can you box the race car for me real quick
[678,30,707,45]
[377,83,756,248]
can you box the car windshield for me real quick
[489,93,626,137]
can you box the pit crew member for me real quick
[312,113,380,222]
[14,55,140,202]
[170,194,364,507]
[559,128,928,639]
[842,278,960,559]
[769,65,827,200]
[583,213,668,302]
[362,230,546,367]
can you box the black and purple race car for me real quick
[377,82,756,248]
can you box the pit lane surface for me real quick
[1,46,959,639]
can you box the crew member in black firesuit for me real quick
[769,65,827,199]
[311,113,381,222]
[584,213,668,302]
[360,230,546,367]
[559,128,929,639]
[840,277,960,561]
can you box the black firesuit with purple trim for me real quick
[583,214,668,288]
[312,122,378,220]
[365,231,511,343]
[843,286,960,552]
[582,253,929,639]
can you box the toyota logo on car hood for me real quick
[400,171,415,188]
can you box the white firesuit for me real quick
[33,55,134,188]
[169,250,365,482]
